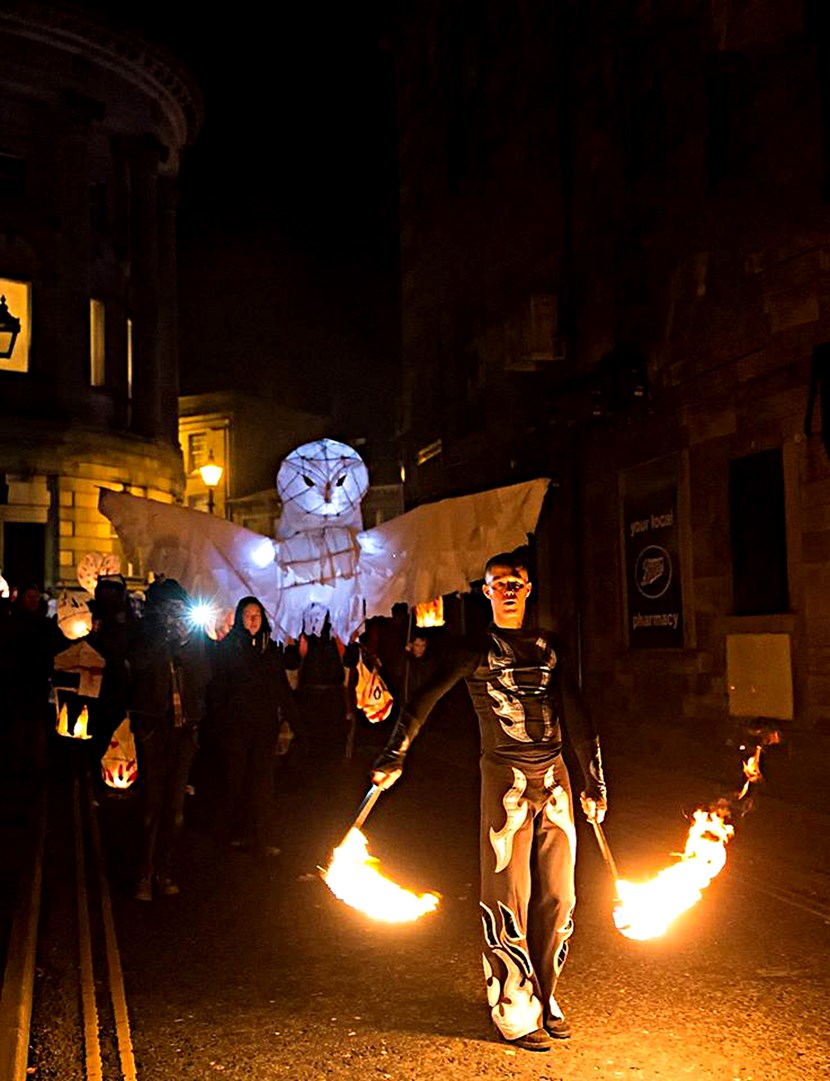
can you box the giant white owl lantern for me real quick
[99,438,549,643]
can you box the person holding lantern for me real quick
[127,578,212,901]
[371,549,607,1053]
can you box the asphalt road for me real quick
[34,718,830,1081]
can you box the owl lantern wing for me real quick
[99,476,550,640]
[357,477,550,619]
[98,489,282,619]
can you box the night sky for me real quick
[93,2,400,445]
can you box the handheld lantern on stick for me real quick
[320,785,440,923]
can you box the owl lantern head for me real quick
[276,438,369,534]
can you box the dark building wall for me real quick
[394,0,830,739]
[395,0,567,501]
[0,2,201,589]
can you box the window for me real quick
[0,278,32,373]
[188,432,208,473]
[729,448,789,615]
[90,299,105,386]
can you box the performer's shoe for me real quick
[156,876,180,897]
[506,1028,553,1052]
[544,1015,572,1040]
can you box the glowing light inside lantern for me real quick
[73,705,92,740]
[57,703,92,740]
[102,760,138,789]
[613,809,734,941]
[251,538,275,568]
[321,827,440,923]
[101,718,139,789]
[415,597,444,628]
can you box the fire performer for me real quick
[371,550,607,1053]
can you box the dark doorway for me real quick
[3,522,46,590]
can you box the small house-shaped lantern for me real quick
[53,640,105,740]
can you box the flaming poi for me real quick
[606,731,780,941]
[612,805,734,941]
[321,827,440,923]
[321,785,440,922]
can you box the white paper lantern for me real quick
[57,590,92,640]
[101,718,139,789]
[76,551,122,594]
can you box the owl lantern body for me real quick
[272,439,368,639]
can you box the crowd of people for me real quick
[0,551,608,1051]
[0,572,435,902]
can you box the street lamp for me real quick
[199,450,223,515]
[0,294,21,359]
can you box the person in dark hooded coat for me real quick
[213,595,299,855]
[127,577,212,901]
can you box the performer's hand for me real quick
[372,767,402,791]
[580,791,607,824]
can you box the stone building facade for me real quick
[0,2,201,591]
[179,391,330,532]
[393,1,830,742]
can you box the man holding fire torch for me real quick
[371,549,607,1053]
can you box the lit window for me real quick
[0,278,32,373]
[90,299,105,386]
[126,317,133,400]
[188,432,208,473]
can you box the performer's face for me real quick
[242,603,263,635]
[483,565,531,628]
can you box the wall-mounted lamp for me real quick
[0,295,21,359]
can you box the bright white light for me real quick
[0,572,8,599]
[251,538,275,568]
[189,601,214,629]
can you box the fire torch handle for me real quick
[351,784,383,832]
[590,819,620,883]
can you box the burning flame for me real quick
[613,808,734,941]
[736,728,780,799]
[414,597,444,628]
[321,828,440,923]
[73,704,92,740]
[57,702,92,739]
[102,760,138,789]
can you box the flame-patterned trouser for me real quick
[479,754,576,1041]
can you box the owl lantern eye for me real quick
[302,475,315,488]
[335,475,346,487]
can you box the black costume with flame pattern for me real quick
[373,625,606,1042]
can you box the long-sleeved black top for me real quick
[374,625,606,798]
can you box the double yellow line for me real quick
[73,769,138,1081]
